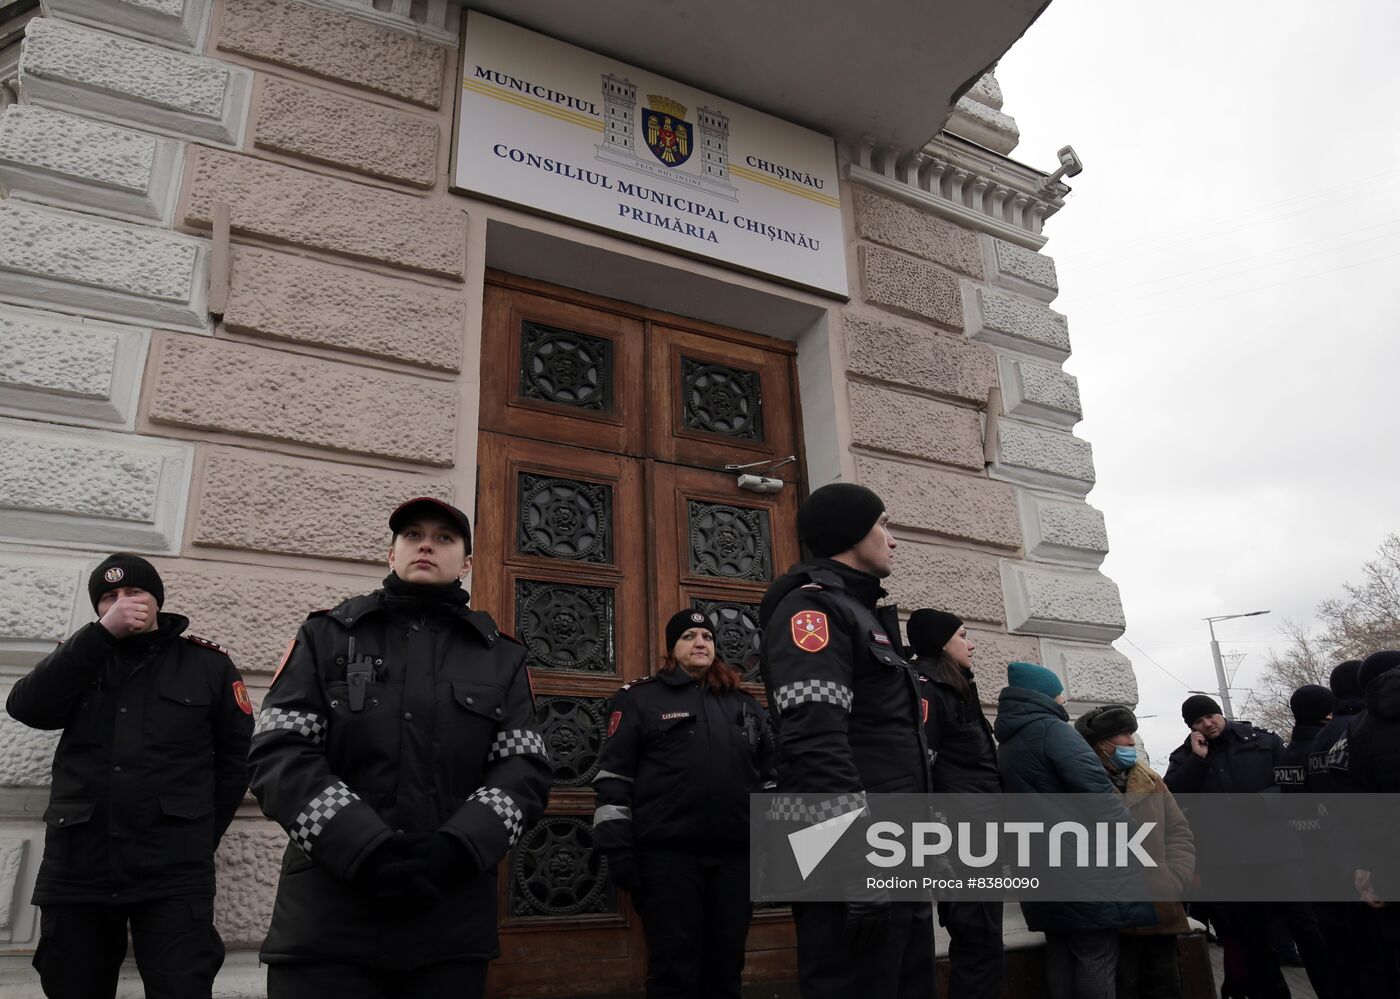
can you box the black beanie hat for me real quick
[1182,693,1222,726]
[665,608,712,652]
[907,609,963,659]
[1329,660,1363,700]
[797,484,885,558]
[1289,684,1335,724]
[1359,650,1400,691]
[1074,704,1138,743]
[89,553,164,611]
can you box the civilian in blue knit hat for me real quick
[994,663,1155,999]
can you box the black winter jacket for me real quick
[1341,670,1400,910]
[1276,721,1327,791]
[1164,720,1284,795]
[1309,696,1364,792]
[915,664,1000,793]
[247,584,551,968]
[758,560,930,800]
[592,668,773,853]
[6,615,252,904]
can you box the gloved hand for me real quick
[400,832,476,888]
[843,898,892,952]
[604,850,640,892]
[354,835,439,904]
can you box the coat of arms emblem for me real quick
[641,95,692,167]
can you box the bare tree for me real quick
[1241,534,1400,737]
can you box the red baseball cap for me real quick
[389,497,472,553]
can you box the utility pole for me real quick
[1204,611,1270,719]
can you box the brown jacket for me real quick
[1116,761,1196,935]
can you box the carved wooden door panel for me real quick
[477,273,801,997]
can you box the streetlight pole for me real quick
[1204,610,1270,719]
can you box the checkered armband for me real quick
[254,707,327,746]
[290,781,359,856]
[488,728,549,763]
[774,679,853,713]
[468,786,525,845]
[765,791,868,825]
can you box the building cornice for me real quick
[845,133,1069,250]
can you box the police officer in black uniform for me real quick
[758,483,937,999]
[7,553,253,999]
[247,498,552,999]
[908,608,1003,999]
[594,607,774,998]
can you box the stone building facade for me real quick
[0,0,1138,994]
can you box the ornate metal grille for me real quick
[510,816,615,918]
[687,501,772,581]
[518,473,612,563]
[681,357,763,440]
[519,321,612,412]
[534,696,606,786]
[515,580,616,674]
[691,598,763,681]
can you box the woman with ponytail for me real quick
[907,608,1004,999]
[593,608,774,998]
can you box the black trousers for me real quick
[937,901,1003,999]
[1212,902,1289,999]
[632,849,753,999]
[1115,935,1181,999]
[33,897,224,999]
[791,900,937,999]
[266,960,488,999]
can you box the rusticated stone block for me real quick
[855,454,1020,550]
[0,105,182,224]
[147,336,457,465]
[0,305,149,429]
[1001,560,1126,643]
[193,449,453,562]
[154,561,375,672]
[254,77,438,188]
[45,0,212,51]
[224,246,463,371]
[19,18,251,146]
[218,0,447,108]
[185,148,465,279]
[965,285,1070,361]
[1000,355,1081,428]
[963,629,1041,705]
[0,551,90,666]
[852,187,983,278]
[983,235,1058,302]
[849,382,983,471]
[0,714,60,784]
[860,245,963,330]
[1043,639,1138,705]
[991,419,1095,496]
[214,820,285,948]
[1018,492,1108,567]
[0,838,25,930]
[844,311,995,405]
[0,201,209,333]
[883,538,1004,626]
[0,419,192,553]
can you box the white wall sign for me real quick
[454,13,848,298]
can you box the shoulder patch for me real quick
[183,633,231,656]
[232,680,254,715]
[790,610,830,653]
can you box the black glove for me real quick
[354,836,439,904]
[402,832,476,888]
[604,850,640,892]
[843,898,892,952]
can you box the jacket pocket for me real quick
[42,799,96,871]
[158,793,215,864]
[155,679,213,751]
[452,682,505,723]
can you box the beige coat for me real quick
[1116,761,1196,935]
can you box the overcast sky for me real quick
[996,0,1400,762]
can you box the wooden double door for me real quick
[473,274,804,996]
